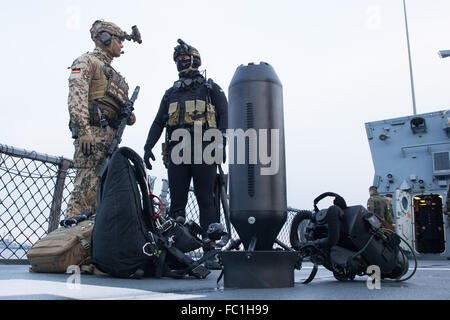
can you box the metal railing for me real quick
[0,143,304,263]
[0,144,76,263]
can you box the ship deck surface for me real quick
[1,259,449,300]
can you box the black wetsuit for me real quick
[144,71,228,232]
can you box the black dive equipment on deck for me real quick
[219,62,300,288]
[92,147,159,278]
[91,147,220,279]
[228,62,287,250]
[289,192,416,283]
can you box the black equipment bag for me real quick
[91,147,157,278]
[91,146,211,279]
[337,205,400,275]
[290,192,407,282]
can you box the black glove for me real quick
[144,150,155,170]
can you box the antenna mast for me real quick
[403,0,417,115]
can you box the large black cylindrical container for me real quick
[228,62,287,250]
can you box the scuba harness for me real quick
[289,192,417,284]
[92,145,227,279]
[161,70,219,168]
[219,192,417,285]
[166,72,217,129]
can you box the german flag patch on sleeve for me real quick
[69,67,82,80]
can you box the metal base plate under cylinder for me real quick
[219,251,301,288]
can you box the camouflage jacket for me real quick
[367,192,394,225]
[67,47,135,138]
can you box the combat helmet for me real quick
[90,20,125,46]
[173,39,202,73]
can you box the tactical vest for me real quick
[89,63,129,125]
[166,79,217,129]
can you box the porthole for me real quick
[401,196,409,211]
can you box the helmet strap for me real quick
[178,55,198,75]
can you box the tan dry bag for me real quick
[26,219,94,273]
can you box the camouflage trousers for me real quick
[65,126,115,219]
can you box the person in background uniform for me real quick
[384,194,396,227]
[143,39,228,269]
[65,20,136,219]
[417,196,443,253]
[367,186,394,226]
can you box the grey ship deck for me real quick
[1,259,449,300]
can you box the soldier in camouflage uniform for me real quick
[65,20,136,219]
[367,186,394,226]
[384,193,396,227]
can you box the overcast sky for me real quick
[1,0,450,211]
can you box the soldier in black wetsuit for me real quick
[143,39,228,269]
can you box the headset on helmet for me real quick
[99,31,113,46]
[90,20,142,47]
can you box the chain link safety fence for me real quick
[0,144,306,263]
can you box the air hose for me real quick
[288,210,320,284]
[289,210,313,251]
[149,193,163,219]
[377,227,418,283]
